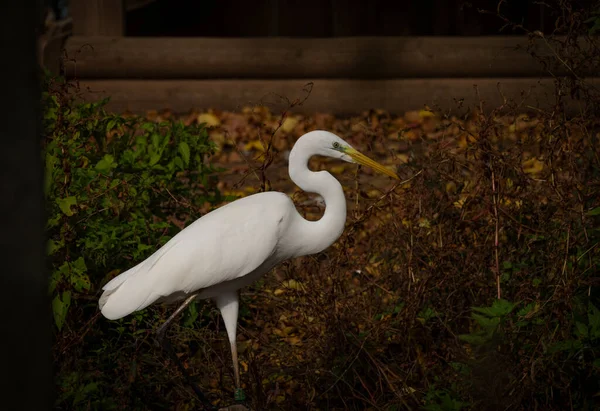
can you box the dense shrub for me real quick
[43,76,225,409]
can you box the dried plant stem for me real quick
[491,166,502,299]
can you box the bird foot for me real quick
[234,388,246,402]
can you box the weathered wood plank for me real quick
[75,78,590,115]
[70,0,124,36]
[64,36,572,79]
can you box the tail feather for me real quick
[99,231,186,320]
[99,261,161,320]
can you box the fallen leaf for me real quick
[281,117,299,133]
[243,140,264,152]
[197,112,221,127]
[523,157,544,174]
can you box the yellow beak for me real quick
[346,148,399,180]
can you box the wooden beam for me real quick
[74,78,591,116]
[38,17,73,76]
[70,0,124,36]
[64,36,584,80]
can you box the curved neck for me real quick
[288,145,347,257]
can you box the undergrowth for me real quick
[48,1,600,410]
[44,75,227,409]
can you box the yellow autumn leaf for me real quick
[523,157,544,174]
[365,265,380,277]
[454,194,468,209]
[243,140,265,152]
[281,326,295,336]
[446,181,457,194]
[396,153,409,163]
[273,288,285,296]
[237,341,250,354]
[286,336,302,346]
[209,131,225,145]
[281,117,299,133]
[197,112,220,127]
[240,361,248,372]
[400,129,418,141]
[283,279,305,291]
[223,190,246,197]
[419,109,435,118]
[330,165,347,174]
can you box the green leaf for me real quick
[393,302,405,314]
[46,214,61,229]
[106,118,117,132]
[95,154,117,173]
[48,270,60,295]
[174,156,184,170]
[517,302,536,318]
[67,257,91,292]
[587,207,600,216]
[71,256,87,273]
[418,306,438,323]
[184,302,199,327]
[178,141,191,166]
[52,291,71,331]
[149,153,162,166]
[151,133,161,148]
[47,239,63,255]
[472,299,516,318]
[575,321,588,338]
[56,196,77,216]
[44,154,58,197]
[588,302,600,339]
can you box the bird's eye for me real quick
[332,142,340,149]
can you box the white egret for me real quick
[98,130,398,404]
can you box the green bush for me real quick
[43,75,224,408]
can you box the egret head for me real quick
[291,130,399,180]
[320,132,399,180]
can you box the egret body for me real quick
[99,130,398,402]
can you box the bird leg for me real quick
[156,293,199,342]
[230,340,240,389]
[215,292,246,402]
[155,293,216,410]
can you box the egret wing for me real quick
[99,192,293,319]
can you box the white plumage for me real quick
[98,130,398,398]
[100,192,293,319]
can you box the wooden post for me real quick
[70,0,124,36]
[0,1,52,409]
